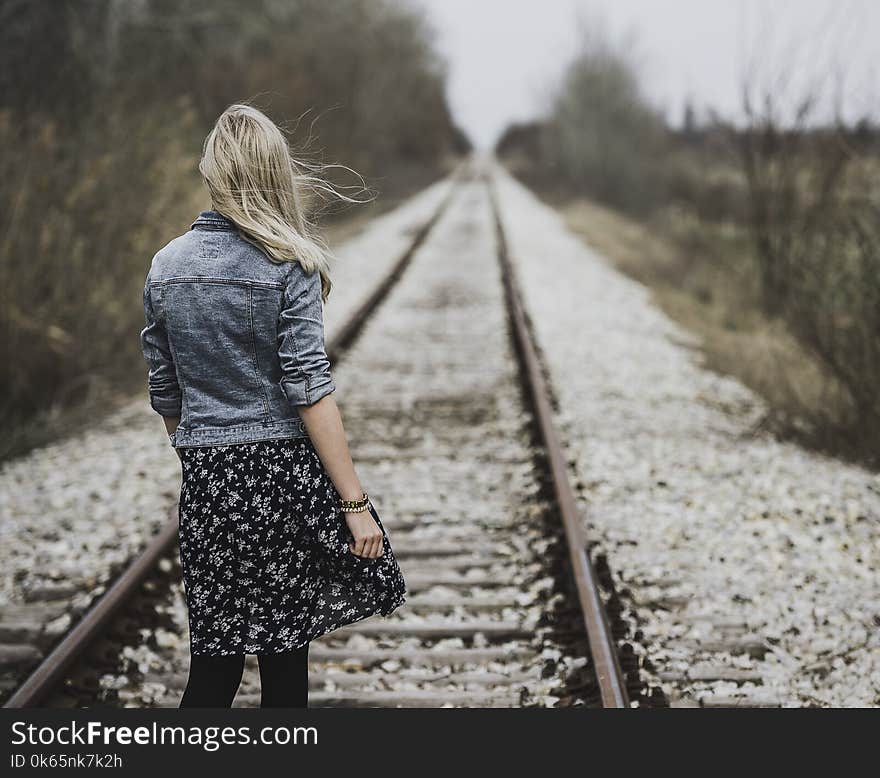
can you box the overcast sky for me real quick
[416,0,879,148]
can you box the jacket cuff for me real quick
[280,373,336,407]
[150,395,182,418]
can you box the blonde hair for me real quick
[199,103,364,300]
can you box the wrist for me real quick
[339,492,370,512]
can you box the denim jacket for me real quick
[140,210,335,447]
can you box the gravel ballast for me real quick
[493,165,880,708]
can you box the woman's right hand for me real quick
[345,511,384,559]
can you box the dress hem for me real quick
[189,593,408,657]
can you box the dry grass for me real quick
[0,104,207,460]
[557,196,840,445]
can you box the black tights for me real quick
[178,644,310,708]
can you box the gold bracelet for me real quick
[340,493,369,511]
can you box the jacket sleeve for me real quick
[140,272,183,417]
[277,266,335,407]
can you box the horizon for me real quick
[417,0,880,149]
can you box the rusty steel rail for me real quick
[5,518,179,708]
[487,174,630,708]
[4,171,462,709]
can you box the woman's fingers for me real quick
[350,534,369,557]
[348,532,383,558]
[345,512,385,558]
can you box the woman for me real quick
[140,104,406,708]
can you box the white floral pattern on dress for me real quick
[177,437,406,656]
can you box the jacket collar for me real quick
[191,210,238,232]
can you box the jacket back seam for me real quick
[246,285,273,421]
[151,277,285,291]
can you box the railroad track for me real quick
[488,166,834,708]
[5,160,635,709]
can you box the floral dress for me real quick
[177,436,406,656]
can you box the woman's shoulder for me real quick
[146,231,194,279]
[280,259,322,297]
